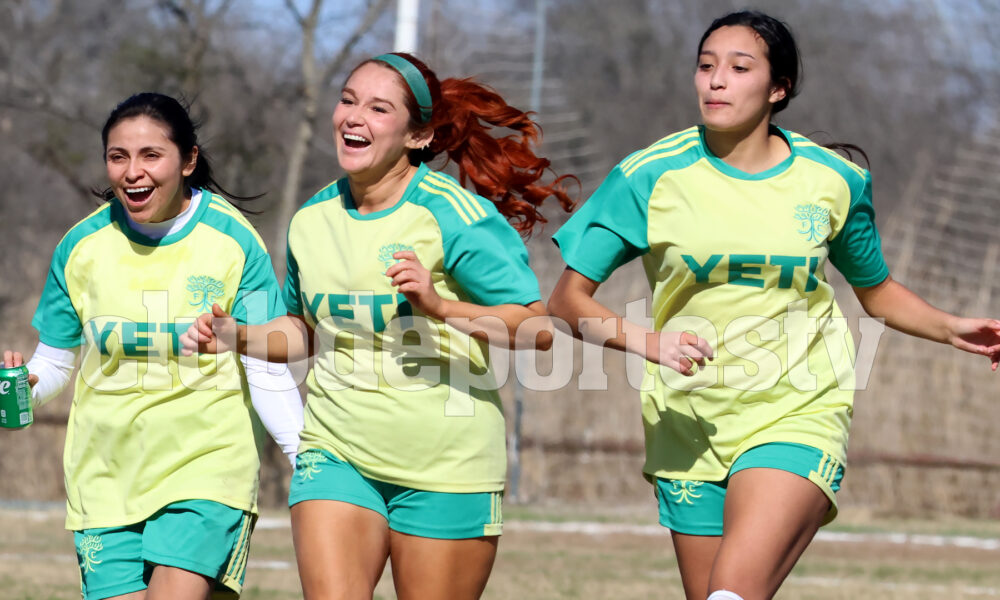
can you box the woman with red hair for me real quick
[183,52,574,598]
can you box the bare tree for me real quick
[155,0,238,99]
[274,0,392,274]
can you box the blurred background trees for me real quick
[1,0,998,514]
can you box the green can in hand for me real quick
[0,365,32,429]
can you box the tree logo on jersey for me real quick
[668,481,704,505]
[187,275,225,312]
[795,204,830,242]
[78,534,104,573]
[296,451,325,482]
[378,243,415,269]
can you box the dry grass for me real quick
[2,503,999,599]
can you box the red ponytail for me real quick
[365,53,578,234]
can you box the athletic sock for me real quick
[707,591,745,600]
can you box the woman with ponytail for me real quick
[548,10,1000,600]
[182,53,575,599]
[3,92,302,599]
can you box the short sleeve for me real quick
[443,215,541,307]
[828,170,890,287]
[282,242,303,317]
[231,254,286,325]
[551,165,650,283]
[31,245,83,348]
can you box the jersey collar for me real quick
[110,187,212,246]
[698,125,796,181]
[342,163,429,221]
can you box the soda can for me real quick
[0,365,32,429]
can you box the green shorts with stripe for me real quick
[655,442,845,536]
[289,449,503,539]
[73,500,253,600]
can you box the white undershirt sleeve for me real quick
[25,342,78,408]
[23,343,304,466]
[241,355,304,467]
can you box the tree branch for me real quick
[156,0,188,24]
[321,0,392,87]
[283,0,305,26]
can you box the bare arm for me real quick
[436,300,553,351]
[386,251,553,350]
[238,313,314,363]
[853,275,1000,369]
[181,304,315,363]
[547,267,713,375]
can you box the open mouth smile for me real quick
[125,186,154,203]
[343,133,371,149]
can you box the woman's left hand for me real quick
[948,317,1000,370]
[386,251,445,319]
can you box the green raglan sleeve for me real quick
[31,242,84,348]
[282,240,304,317]
[552,165,650,283]
[828,170,889,287]
[442,214,541,307]
[231,250,286,326]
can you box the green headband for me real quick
[373,53,433,123]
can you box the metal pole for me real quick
[394,0,420,53]
[529,0,547,114]
[509,0,546,504]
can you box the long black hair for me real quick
[93,92,260,204]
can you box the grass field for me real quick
[2,503,999,599]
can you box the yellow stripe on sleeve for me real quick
[208,196,240,217]
[621,127,700,173]
[55,203,112,247]
[417,182,474,225]
[623,139,701,178]
[423,172,488,220]
[206,204,267,249]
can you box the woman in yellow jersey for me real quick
[548,11,1000,600]
[2,93,302,600]
[182,53,575,599]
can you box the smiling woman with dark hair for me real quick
[3,92,302,600]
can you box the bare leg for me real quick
[291,500,391,600]
[145,565,213,600]
[105,592,146,600]
[389,531,498,600]
[708,468,829,600]
[671,532,722,600]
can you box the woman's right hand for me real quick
[650,331,714,376]
[2,350,39,387]
[180,303,237,356]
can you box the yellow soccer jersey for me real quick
[553,126,889,483]
[32,191,285,530]
[284,163,541,493]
